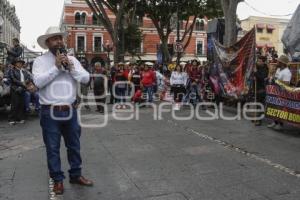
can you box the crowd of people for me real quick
[0,37,297,132]
[76,59,212,112]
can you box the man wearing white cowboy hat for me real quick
[32,26,92,195]
[267,54,292,131]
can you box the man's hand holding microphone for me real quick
[55,48,74,71]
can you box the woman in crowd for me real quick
[114,66,127,109]
[170,65,186,104]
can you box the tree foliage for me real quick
[136,0,223,63]
[85,0,126,62]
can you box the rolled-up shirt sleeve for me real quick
[69,57,90,84]
[32,58,60,89]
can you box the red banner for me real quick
[210,28,256,99]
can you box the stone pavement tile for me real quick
[136,179,178,197]
[270,190,300,200]
[186,184,231,200]
[144,192,188,200]
[243,177,295,198]
[116,155,189,182]
[0,149,48,200]
[62,179,142,200]
[136,177,223,200]
[218,183,266,200]
[100,135,162,160]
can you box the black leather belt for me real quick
[41,102,77,111]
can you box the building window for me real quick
[266,24,275,34]
[93,14,101,25]
[94,36,102,52]
[257,28,263,33]
[75,12,81,24]
[196,40,204,55]
[195,19,205,31]
[81,13,86,25]
[75,12,86,25]
[77,36,85,51]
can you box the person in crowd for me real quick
[186,60,202,105]
[5,38,23,68]
[170,65,186,104]
[154,66,164,100]
[0,64,11,106]
[8,58,31,125]
[78,59,91,110]
[32,27,93,195]
[253,56,269,126]
[114,65,127,109]
[93,62,107,113]
[108,63,117,104]
[23,66,39,113]
[141,62,156,103]
[267,55,292,130]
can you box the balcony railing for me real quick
[94,47,103,52]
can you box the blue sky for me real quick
[7,0,300,51]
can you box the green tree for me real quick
[124,23,142,57]
[137,0,223,63]
[85,0,130,63]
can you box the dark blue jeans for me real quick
[40,107,82,182]
[115,87,126,103]
[24,91,40,112]
[143,86,153,102]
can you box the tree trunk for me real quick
[221,0,242,47]
[161,37,171,63]
[113,31,120,63]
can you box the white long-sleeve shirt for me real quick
[32,51,90,105]
[170,71,186,86]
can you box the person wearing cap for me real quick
[274,55,292,85]
[8,58,31,125]
[5,38,23,68]
[141,62,156,103]
[267,55,292,130]
[32,27,92,195]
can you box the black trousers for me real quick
[109,82,115,103]
[172,85,186,102]
[94,89,106,111]
[9,90,25,121]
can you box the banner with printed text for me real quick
[265,81,300,127]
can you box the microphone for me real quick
[58,47,69,70]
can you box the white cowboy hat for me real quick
[180,62,186,66]
[145,62,154,66]
[37,26,67,49]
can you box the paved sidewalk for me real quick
[0,107,300,200]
